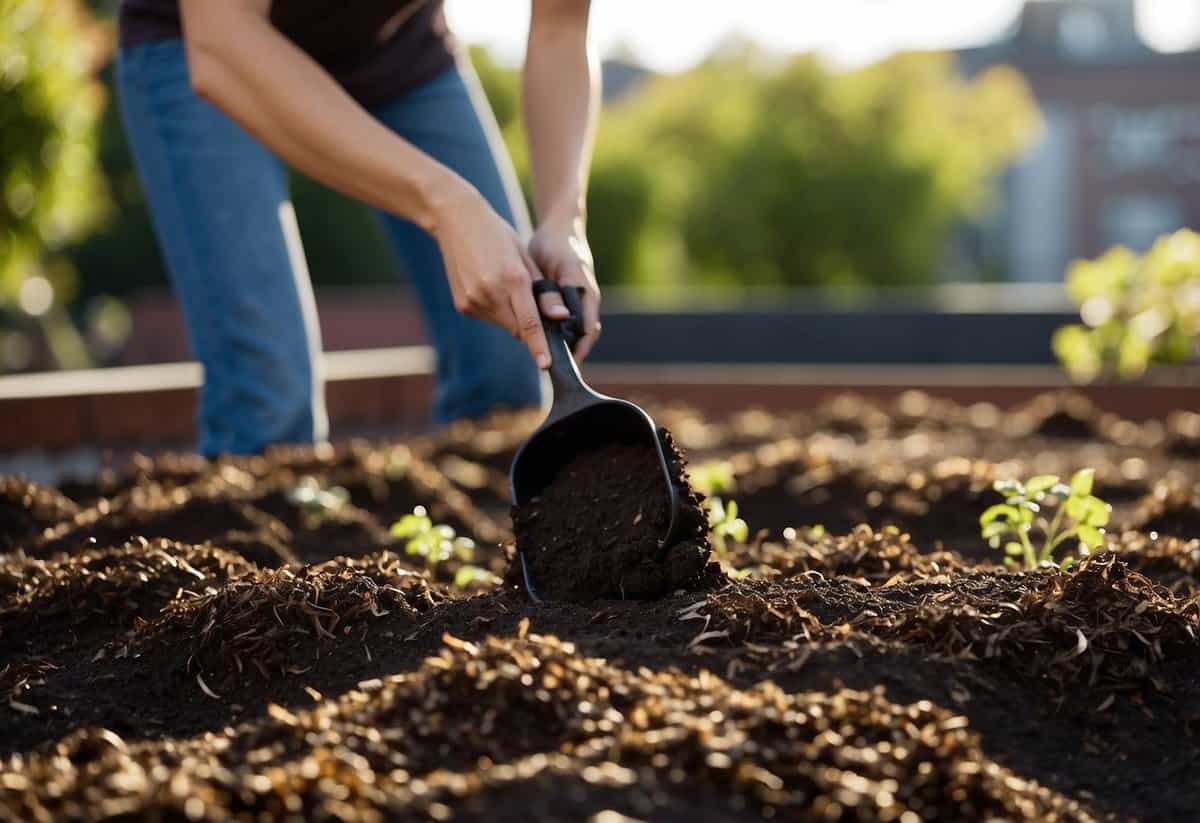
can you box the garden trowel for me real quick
[509,280,686,601]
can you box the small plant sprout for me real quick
[691,460,736,497]
[285,477,349,517]
[707,497,750,558]
[390,506,499,587]
[979,469,1111,571]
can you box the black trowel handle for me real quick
[532,280,598,417]
[533,279,585,349]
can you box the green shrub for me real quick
[1054,229,1200,382]
[1,0,109,311]
[593,49,1040,291]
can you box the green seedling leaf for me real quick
[1005,542,1024,556]
[452,537,476,561]
[1064,494,1083,521]
[391,512,432,539]
[1083,497,1111,527]
[994,479,1023,496]
[1070,468,1095,497]
[1066,494,1110,526]
[1077,525,1104,550]
[454,565,501,588]
[692,460,736,496]
[1025,475,1060,496]
[982,521,1009,546]
[708,498,727,524]
[980,504,1018,527]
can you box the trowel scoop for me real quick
[510,280,685,601]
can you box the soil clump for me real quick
[512,429,710,601]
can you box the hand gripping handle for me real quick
[532,279,585,352]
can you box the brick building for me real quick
[959,0,1200,281]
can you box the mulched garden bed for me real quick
[1,390,1198,821]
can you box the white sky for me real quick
[444,0,1200,72]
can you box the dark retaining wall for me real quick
[2,351,1196,452]
[590,311,1077,365]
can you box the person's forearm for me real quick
[180,0,464,233]
[522,1,599,226]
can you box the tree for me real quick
[593,49,1041,291]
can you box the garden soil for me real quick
[512,429,711,601]
[2,392,1200,820]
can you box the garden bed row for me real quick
[1,390,1199,819]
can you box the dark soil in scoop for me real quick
[512,429,711,602]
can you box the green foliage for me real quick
[979,469,1111,571]
[590,49,1039,291]
[707,497,749,559]
[1053,230,1200,382]
[390,505,498,587]
[690,460,736,497]
[0,0,110,307]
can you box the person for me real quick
[116,0,602,456]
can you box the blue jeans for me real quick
[117,41,541,456]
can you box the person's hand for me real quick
[431,182,568,369]
[529,212,601,361]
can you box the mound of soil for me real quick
[1,540,255,664]
[1,631,1091,822]
[512,429,710,601]
[0,478,78,552]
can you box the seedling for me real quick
[285,477,349,518]
[691,460,736,497]
[707,497,749,559]
[390,506,498,587]
[979,469,1111,570]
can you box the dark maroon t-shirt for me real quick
[118,0,457,107]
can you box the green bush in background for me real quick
[1054,229,1200,382]
[1,0,113,368]
[591,49,1040,293]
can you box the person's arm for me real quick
[179,0,567,368]
[523,0,602,360]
